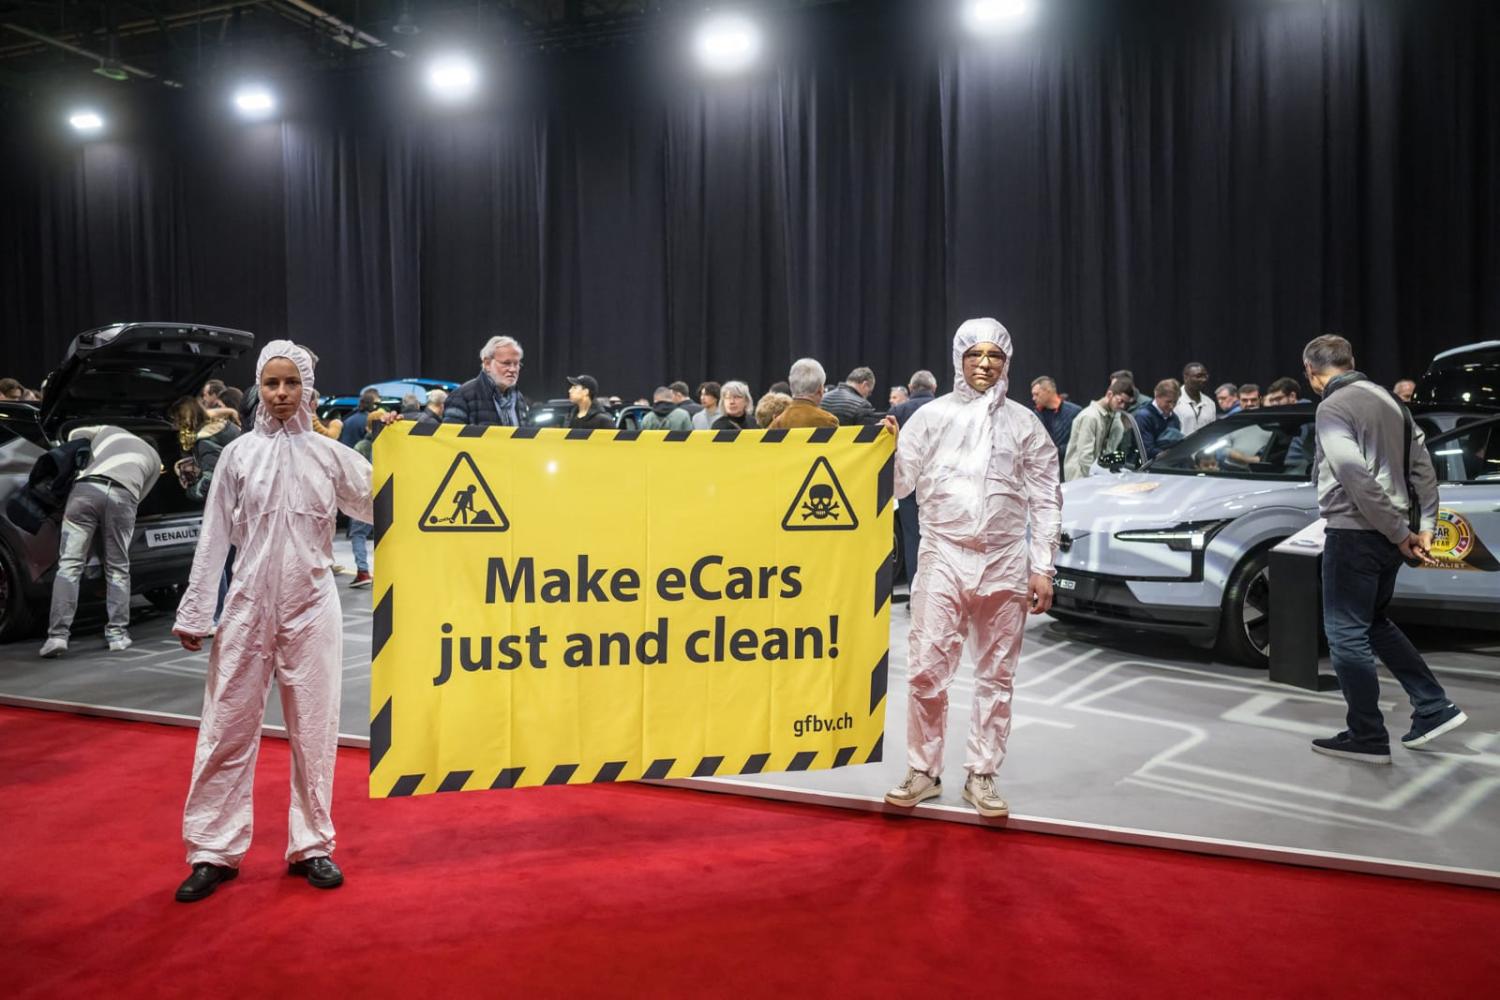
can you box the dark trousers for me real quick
[1321,529,1450,743]
[897,498,921,585]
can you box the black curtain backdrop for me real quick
[2,0,1496,405]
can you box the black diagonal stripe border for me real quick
[874,551,894,615]
[512,426,541,439]
[566,428,594,440]
[808,426,837,443]
[664,429,692,442]
[437,770,472,793]
[371,476,393,548]
[877,453,894,516]
[613,429,641,441]
[788,751,817,771]
[855,423,884,443]
[741,753,770,774]
[642,758,676,780]
[869,650,889,715]
[491,767,525,789]
[408,421,439,437]
[545,763,579,785]
[761,429,788,443]
[389,774,424,797]
[866,735,883,764]
[372,586,393,661]
[693,756,724,777]
[833,746,857,768]
[369,697,392,772]
[713,429,739,442]
[457,424,488,438]
[593,761,627,783]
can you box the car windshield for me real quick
[1427,415,1500,484]
[1147,411,1317,480]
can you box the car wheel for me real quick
[0,542,38,642]
[144,584,185,613]
[1218,548,1273,669]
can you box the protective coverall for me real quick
[894,319,1062,776]
[176,341,373,867]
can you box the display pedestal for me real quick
[1268,523,1338,691]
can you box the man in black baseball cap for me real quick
[566,375,614,430]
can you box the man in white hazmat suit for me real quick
[171,341,374,902]
[881,319,1062,818]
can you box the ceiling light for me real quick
[693,14,762,75]
[68,110,104,132]
[426,54,479,102]
[962,0,1039,36]
[233,84,277,119]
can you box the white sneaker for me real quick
[884,768,941,808]
[108,635,133,652]
[39,637,68,658]
[963,773,1009,818]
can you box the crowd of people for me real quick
[7,325,1463,904]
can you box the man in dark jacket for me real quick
[1031,376,1082,473]
[1134,379,1183,460]
[444,335,531,428]
[566,375,615,430]
[339,390,381,448]
[820,367,878,425]
[889,371,937,427]
[888,370,938,585]
[410,389,446,426]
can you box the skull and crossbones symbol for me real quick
[801,484,841,521]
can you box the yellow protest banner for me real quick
[368,421,894,797]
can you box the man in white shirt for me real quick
[1173,362,1217,437]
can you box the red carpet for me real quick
[2,706,1497,999]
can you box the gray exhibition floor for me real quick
[3,539,1497,887]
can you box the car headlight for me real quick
[1114,520,1231,552]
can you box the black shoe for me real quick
[175,862,238,902]
[1402,704,1468,750]
[1311,731,1392,765]
[287,855,344,889]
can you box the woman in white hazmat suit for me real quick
[881,319,1062,817]
[171,341,374,902]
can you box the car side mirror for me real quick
[1099,450,1128,472]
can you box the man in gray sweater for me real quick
[40,425,162,657]
[1303,335,1466,764]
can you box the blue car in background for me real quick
[1051,403,1500,668]
[317,378,461,423]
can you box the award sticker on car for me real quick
[1426,509,1500,572]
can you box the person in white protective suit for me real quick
[881,319,1062,818]
[171,341,374,903]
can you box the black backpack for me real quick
[6,439,92,534]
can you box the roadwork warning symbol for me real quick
[782,456,858,531]
[419,452,509,532]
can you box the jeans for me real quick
[1321,529,1450,742]
[49,481,137,642]
[349,519,373,574]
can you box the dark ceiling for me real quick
[0,0,858,93]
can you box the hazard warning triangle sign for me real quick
[781,456,858,531]
[419,453,509,532]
